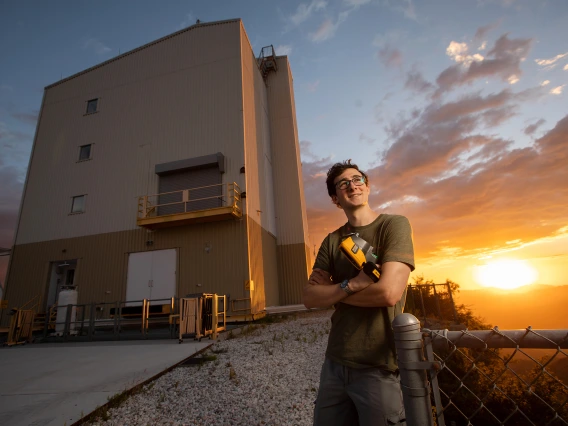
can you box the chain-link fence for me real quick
[393,313,568,426]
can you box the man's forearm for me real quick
[341,282,396,307]
[303,282,348,309]
[342,262,410,308]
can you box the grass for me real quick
[200,354,218,362]
[240,324,260,336]
[85,388,140,424]
[257,313,297,325]
[229,366,239,385]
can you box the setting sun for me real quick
[474,259,539,289]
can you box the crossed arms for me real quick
[302,261,411,309]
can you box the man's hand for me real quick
[347,267,375,292]
[341,261,411,308]
[304,268,347,309]
[308,268,334,286]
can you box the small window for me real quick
[86,99,98,114]
[71,195,86,214]
[78,144,92,161]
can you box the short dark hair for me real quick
[325,160,369,197]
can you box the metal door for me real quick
[149,249,176,301]
[126,249,176,304]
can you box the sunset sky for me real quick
[1,0,567,291]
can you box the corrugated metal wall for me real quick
[16,20,246,245]
[277,243,312,305]
[239,24,276,236]
[239,23,281,307]
[265,57,312,304]
[266,58,310,247]
[261,225,279,307]
[1,218,250,325]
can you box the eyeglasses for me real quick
[335,175,366,190]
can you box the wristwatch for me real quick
[340,279,355,295]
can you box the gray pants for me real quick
[314,358,406,426]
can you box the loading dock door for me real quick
[126,249,176,305]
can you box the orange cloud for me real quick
[435,34,533,96]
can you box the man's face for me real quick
[331,168,370,210]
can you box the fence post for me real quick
[113,301,120,339]
[63,303,73,341]
[417,286,427,324]
[393,313,434,426]
[447,282,458,323]
[88,302,96,341]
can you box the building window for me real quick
[71,195,86,214]
[78,144,92,161]
[86,98,98,114]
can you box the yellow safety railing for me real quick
[138,182,241,219]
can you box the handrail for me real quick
[18,293,41,312]
[143,182,235,198]
[231,297,251,313]
[137,182,241,219]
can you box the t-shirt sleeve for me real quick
[382,215,415,271]
[313,234,332,273]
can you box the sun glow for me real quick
[474,259,539,289]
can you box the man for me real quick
[303,160,414,426]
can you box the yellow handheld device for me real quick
[339,234,381,282]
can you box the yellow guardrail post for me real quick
[213,295,218,340]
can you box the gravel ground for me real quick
[90,309,333,426]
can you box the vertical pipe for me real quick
[63,303,72,341]
[222,295,226,330]
[142,299,149,338]
[43,309,49,339]
[392,313,434,426]
[88,302,95,341]
[447,283,458,323]
[79,304,85,336]
[113,301,120,340]
[118,302,123,337]
[213,295,218,339]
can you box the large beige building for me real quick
[2,19,311,323]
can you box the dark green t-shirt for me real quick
[313,214,415,370]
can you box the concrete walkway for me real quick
[0,339,211,426]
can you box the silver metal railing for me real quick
[393,313,568,426]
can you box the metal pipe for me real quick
[88,303,95,341]
[393,313,434,426]
[63,303,72,341]
[428,328,568,349]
